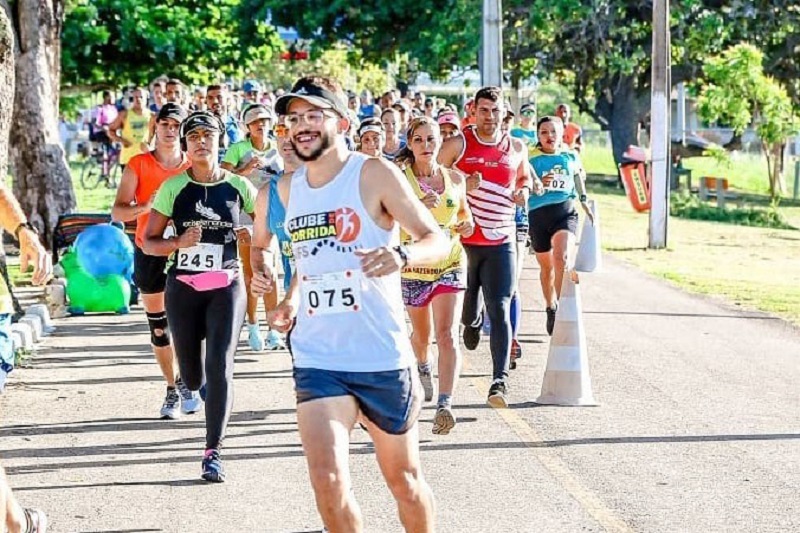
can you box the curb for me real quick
[10,301,55,353]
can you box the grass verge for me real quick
[71,160,117,212]
[589,181,800,326]
[580,143,800,199]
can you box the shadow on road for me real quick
[14,478,225,493]
[0,408,299,438]
[15,369,294,388]
[583,310,779,320]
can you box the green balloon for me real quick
[61,250,131,314]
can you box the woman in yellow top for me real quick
[108,87,152,168]
[395,116,474,435]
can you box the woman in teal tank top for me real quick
[527,116,594,335]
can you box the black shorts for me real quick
[133,245,168,294]
[528,201,578,253]
[89,131,111,144]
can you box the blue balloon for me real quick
[75,223,134,278]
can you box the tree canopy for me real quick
[252,44,390,95]
[240,0,480,82]
[246,0,800,165]
[61,0,283,89]
[697,43,798,197]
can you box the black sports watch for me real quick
[14,222,37,240]
[579,194,588,203]
[393,245,410,267]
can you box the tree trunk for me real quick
[768,142,786,199]
[0,6,12,177]
[509,67,522,116]
[593,75,647,170]
[6,0,75,245]
[608,103,642,168]
[1,9,24,317]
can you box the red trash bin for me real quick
[619,145,651,212]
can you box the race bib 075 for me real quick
[300,270,362,316]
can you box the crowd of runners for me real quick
[3,74,591,532]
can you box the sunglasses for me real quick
[521,110,536,117]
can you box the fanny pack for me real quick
[176,270,235,292]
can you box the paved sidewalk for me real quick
[1,256,799,532]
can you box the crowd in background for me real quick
[60,77,583,164]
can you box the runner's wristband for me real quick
[14,222,37,240]
[393,245,410,267]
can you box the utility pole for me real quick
[677,82,686,145]
[481,0,503,87]
[648,0,670,249]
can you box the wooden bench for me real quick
[698,177,738,206]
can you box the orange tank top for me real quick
[563,123,582,148]
[129,151,191,247]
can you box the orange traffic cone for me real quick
[535,271,597,406]
[575,199,601,273]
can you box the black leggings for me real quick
[462,242,516,381]
[165,275,246,450]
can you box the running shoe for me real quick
[264,329,286,351]
[432,405,456,435]
[248,323,265,352]
[463,312,483,350]
[510,339,522,370]
[463,324,481,350]
[546,304,558,336]
[159,387,181,420]
[176,377,202,414]
[487,380,508,408]
[201,449,225,483]
[481,313,492,336]
[23,507,48,533]
[418,367,434,402]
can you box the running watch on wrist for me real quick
[579,194,588,203]
[14,222,37,240]
[393,245,410,267]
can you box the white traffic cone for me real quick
[535,271,597,406]
[575,199,602,273]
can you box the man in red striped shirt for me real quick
[439,86,542,407]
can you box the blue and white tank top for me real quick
[285,152,413,372]
[268,173,294,292]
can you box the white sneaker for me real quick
[159,387,181,419]
[176,378,202,414]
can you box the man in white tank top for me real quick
[251,76,448,533]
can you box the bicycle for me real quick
[79,141,121,189]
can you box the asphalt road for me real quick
[2,256,798,532]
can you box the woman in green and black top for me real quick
[144,111,257,483]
